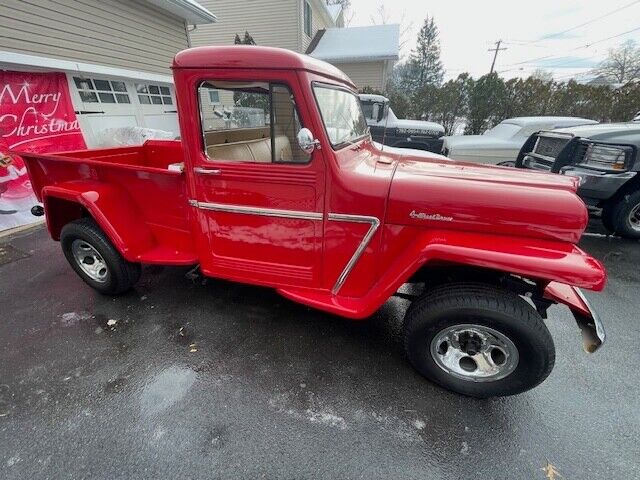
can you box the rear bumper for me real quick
[544,282,605,353]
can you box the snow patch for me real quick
[413,419,426,430]
[60,311,92,327]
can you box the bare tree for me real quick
[326,0,354,26]
[594,40,640,84]
[369,1,413,51]
[370,3,391,25]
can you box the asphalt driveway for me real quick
[0,224,638,479]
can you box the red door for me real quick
[190,74,325,288]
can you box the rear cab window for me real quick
[313,84,369,149]
[198,81,310,164]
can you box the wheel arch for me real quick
[42,182,155,261]
[601,173,640,209]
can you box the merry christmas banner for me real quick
[1,71,86,231]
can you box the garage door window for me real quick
[73,77,130,104]
[136,84,173,105]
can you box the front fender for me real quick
[544,282,605,352]
[279,228,606,321]
[42,181,155,261]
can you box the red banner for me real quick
[0,71,86,230]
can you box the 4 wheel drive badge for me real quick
[410,210,453,222]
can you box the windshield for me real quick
[484,122,521,139]
[314,85,368,148]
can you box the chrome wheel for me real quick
[71,239,108,283]
[628,203,640,232]
[430,324,519,382]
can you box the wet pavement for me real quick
[0,224,638,479]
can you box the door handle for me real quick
[194,167,222,175]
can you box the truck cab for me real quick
[19,46,606,398]
[359,94,445,153]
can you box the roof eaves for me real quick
[315,54,399,63]
[145,0,217,25]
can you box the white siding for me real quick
[191,0,299,51]
[333,61,386,91]
[0,0,190,75]
[300,0,332,52]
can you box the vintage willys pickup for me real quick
[19,46,606,398]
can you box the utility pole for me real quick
[488,40,507,74]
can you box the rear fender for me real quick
[42,181,155,261]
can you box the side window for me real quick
[199,81,310,164]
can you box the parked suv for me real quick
[516,123,640,239]
[359,94,445,153]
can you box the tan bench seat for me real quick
[206,135,292,163]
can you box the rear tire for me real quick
[403,283,555,398]
[601,190,640,239]
[60,218,141,295]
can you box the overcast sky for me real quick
[346,0,640,81]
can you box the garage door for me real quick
[67,73,178,148]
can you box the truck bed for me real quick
[19,140,197,265]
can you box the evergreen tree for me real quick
[407,16,444,91]
[234,31,256,45]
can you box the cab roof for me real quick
[173,46,356,89]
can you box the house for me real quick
[0,0,217,146]
[306,24,400,92]
[190,0,399,92]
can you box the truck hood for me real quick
[386,155,588,243]
[552,122,640,143]
[390,118,445,133]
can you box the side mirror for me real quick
[371,103,380,121]
[297,128,321,153]
[376,103,386,122]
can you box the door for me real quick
[192,76,325,288]
[68,74,140,147]
[133,81,180,134]
[67,74,180,147]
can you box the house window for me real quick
[304,1,312,37]
[136,84,173,105]
[73,77,130,104]
[208,90,220,104]
[198,81,310,164]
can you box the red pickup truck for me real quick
[19,46,606,398]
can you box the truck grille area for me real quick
[534,135,571,158]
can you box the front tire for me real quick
[60,218,141,295]
[601,190,640,239]
[403,283,555,398]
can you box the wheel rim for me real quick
[71,239,108,283]
[628,203,640,232]
[430,324,519,382]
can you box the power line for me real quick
[501,25,640,68]
[508,0,640,45]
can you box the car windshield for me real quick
[484,122,521,139]
[314,85,368,147]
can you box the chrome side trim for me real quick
[328,213,380,294]
[188,200,323,221]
